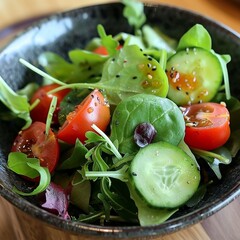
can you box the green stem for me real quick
[91,124,122,160]
[19,58,66,86]
[191,148,230,164]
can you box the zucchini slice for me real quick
[130,141,200,209]
[166,47,222,105]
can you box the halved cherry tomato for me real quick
[11,122,60,180]
[57,89,111,144]
[93,45,122,55]
[30,84,70,124]
[182,102,230,150]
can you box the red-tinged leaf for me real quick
[39,182,70,220]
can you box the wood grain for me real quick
[0,0,240,239]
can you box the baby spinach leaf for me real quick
[100,45,169,105]
[177,24,212,51]
[110,94,185,154]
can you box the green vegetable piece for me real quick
[0,76,31,129]
[71,171,91,213]
[122,0,146,30]
[38,50,107,83]
[177,24,212,51]
[142,25,177,53]
[101,45,169,105]
[100,178,138,222]
[110,94,185,154]
[166,47,223,105]
[97,24,119,56]
[58,139,88,170]
[130,141,201,208]
[127,182,178,226]
[8,152,51,196]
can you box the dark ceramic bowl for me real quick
[0,2,239,239]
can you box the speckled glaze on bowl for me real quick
[0,2,239,239]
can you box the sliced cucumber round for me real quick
[166,47,222,105]
[130,141,200,209]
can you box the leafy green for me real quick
[142,25,177,53]
[58,139,88,170]
[97,24,119,56]
[122,0,146,31]
[110,94,185,154]
[21,44,169,106]
[177,24,212,51]
[192,147,232,179]
[0,76,32,129]
[37,50,107,84]
[8,152,51,196]
[99,44,169,104]
[100,178,138,222]
[71,171,91,213]
[127,182,178,226]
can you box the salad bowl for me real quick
[0,2,240,239]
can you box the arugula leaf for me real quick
[0,76,32,129]
[100,177,138,222]
[38,50,107,84]
[122,0,146,31]
[177,24,212,51]
[8,152,51,196]
[58,139,88,170]
[97,24,119,56]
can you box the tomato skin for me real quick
[57,89,111,145]
[183,102,230,150]
[30,84,70,124]
[93,45,122,55]
[11,122,60,180]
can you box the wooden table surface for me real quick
[0,0,239,239]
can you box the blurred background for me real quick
[1,0,239,33]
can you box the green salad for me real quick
[1,0,240,226]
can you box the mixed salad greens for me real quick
[1,0,240,226]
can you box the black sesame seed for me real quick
[132,76,137,80]
[148,57,153,61]
[176,86,182,91]
[116,74,120,78]
[152,66,157,71]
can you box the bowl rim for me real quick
[0,1,240,238]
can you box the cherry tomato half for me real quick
[57,89,111,144]
[182,102,230,150]
[11,122,60,180]
[93,45,122,55]
[30,84,70,124]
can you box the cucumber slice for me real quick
[166,47,222,105]
[130,141,200,209]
